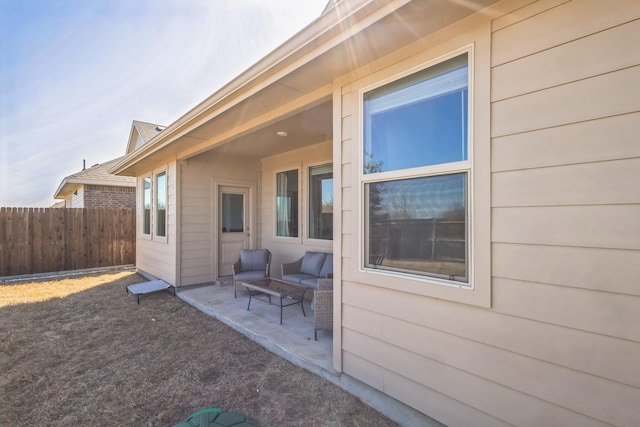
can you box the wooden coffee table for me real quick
[240,278,308,324]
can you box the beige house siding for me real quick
[335,1,640,426]
[65,186,84,208]
[260,141,333,275]
[136,161,178,285]
[179,151,261,286]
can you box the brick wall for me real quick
[84,184,136,208]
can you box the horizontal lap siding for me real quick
[343,282,640,426]
[136,162,178,284]
[491,0,640,66]
[492,243,640,295]
[492,18,640,101]
[338,1,640,426]
[489,0,640,425]
[180,167,212,285]
[137,237,174,282]
[493,205,640,249]
[492,112,640,171]
[492,65,640,137]
[493,159,640,206]
[180,154,261,286]
[493,278,640,341]
[343,281,640,389]
[340,89,354,277]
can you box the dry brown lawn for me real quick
[0,270,396,426]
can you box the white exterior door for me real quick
[218,186,251,277]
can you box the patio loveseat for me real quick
[280,251,332,289]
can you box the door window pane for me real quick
[366,173,467,283]
[276,169,298,237]
[309,164,333,240]
[221,193,244,233]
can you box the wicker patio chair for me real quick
[314,278,333,340]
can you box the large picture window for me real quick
[363,53,470,285]
[308,164,333,240]
[276,169,299,237]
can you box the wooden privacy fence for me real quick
[0,207,135,277]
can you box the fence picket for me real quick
[0,207,135,276]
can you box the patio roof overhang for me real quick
[53,179,82,200]
[110,0,498,176]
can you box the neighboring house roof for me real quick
[125,120,166,154]
[54,156,136,200]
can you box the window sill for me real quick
[353,266,489,308]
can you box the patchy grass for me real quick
[0,271,396,426]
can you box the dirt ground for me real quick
[0,270,397,426]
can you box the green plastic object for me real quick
[174,408,262,427]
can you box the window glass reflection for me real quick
[366,173,467,282]
[276,169,298,237]
[309,164,333,240]
[364,54,468,173]
[221,193,244,233]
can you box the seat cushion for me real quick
[235,271,267,282]
[319,254,333,278]
[240,249,269,272]
[300,278,319,289]
[299,251,326,277]
[282,273,316,285]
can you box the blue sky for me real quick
[0,0,328,206]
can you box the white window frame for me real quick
[154,169,168,241]
[304,160,334,246]
[139,168,168,242]
[141,175,152,239]
[273,161,334,246]
[274,165,302,243]
[360,47,473,289]
[350,40,491,308]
